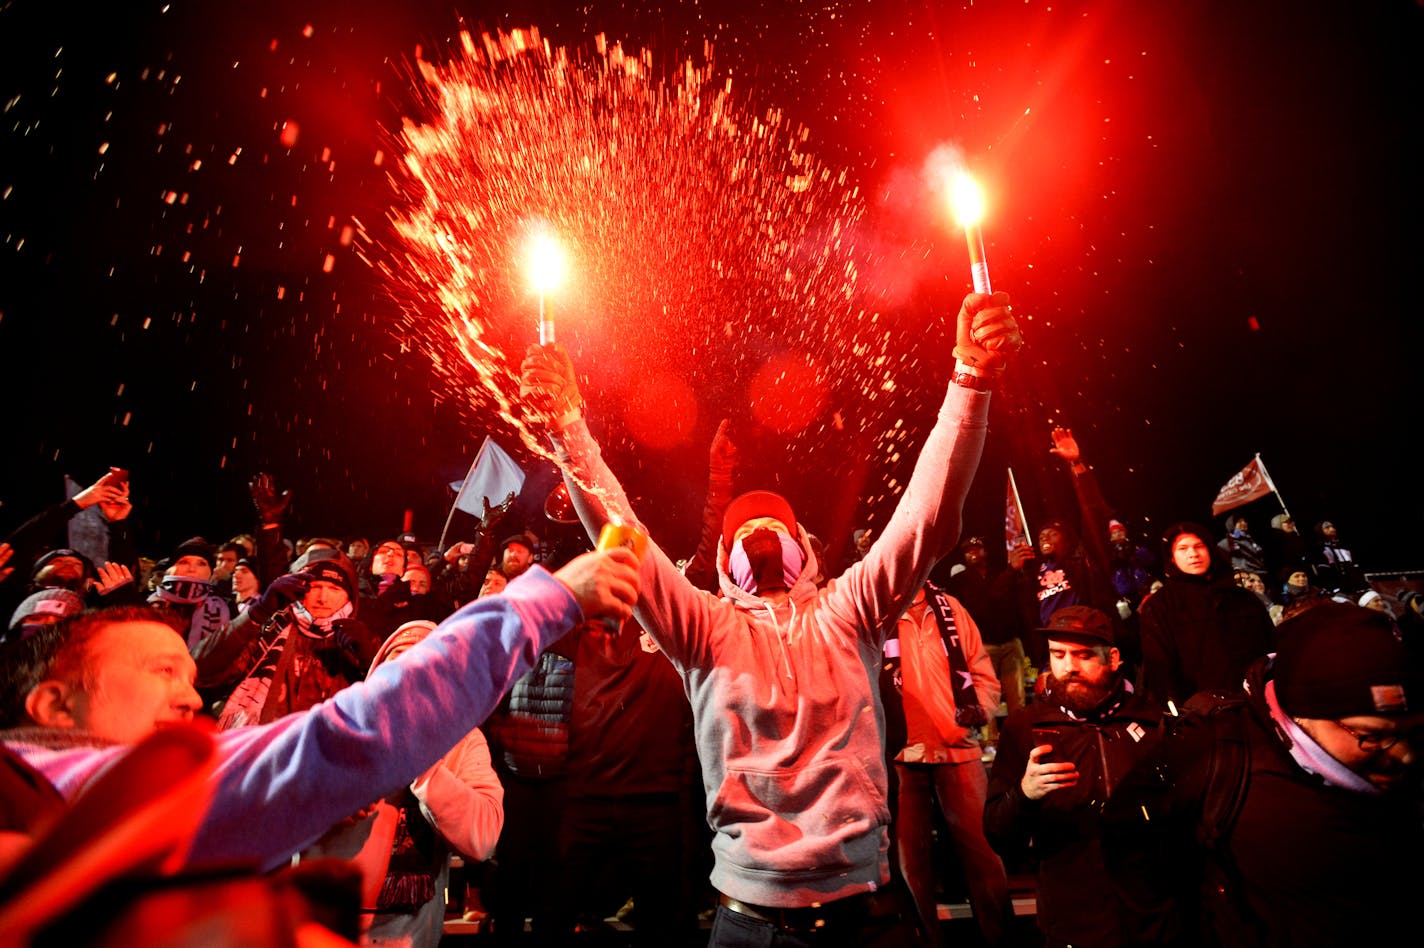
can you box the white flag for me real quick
[450,437,525,517]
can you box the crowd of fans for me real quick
[1,396,1418,948]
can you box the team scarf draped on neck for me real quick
[215,600,356,730]
[149,577,231,650]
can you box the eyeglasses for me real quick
[1333,721,1421,753]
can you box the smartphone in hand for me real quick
[1031,726,1059,760]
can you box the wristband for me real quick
[553,404,584,431]
[952,360,995,392]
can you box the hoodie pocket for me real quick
[708,755,889,874]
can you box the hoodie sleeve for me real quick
[412,726,505,863]
[549,419,723,670]
[821,383,991,645]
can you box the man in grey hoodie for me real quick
[520,291,1022,945]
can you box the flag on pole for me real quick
[450,437,526,517]
[1211,454,1277,517]
[1005,468,1032,554]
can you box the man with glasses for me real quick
[361,538,423,641]
[1101,601,1423,946]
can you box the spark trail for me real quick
[363,27,919,486]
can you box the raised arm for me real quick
[682,419,737,593]
[1050,427,1116,609]
[519,344,721,667]
[823,292,1022,642]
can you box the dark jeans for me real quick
[893,759,1011,948]
[489,771,566,945]
[555,792,700,945]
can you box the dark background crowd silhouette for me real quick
[1,1,1420,581]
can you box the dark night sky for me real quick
[1,1,1419,579]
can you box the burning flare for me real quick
[949,171,986,229]
[949,171,991,293]
[526,230,568,296]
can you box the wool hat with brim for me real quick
[289,547,358,602]
[7,588,86,638]
[1036,605,1115,647]
[1274,601,1418,718]
[722,490,798,553]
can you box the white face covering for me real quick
[729,530,805,594]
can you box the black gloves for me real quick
[250,573,309,625]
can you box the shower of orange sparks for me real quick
[368,27,900,509]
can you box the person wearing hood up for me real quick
[1278,567,1319,612]
[1136,522,1277,712]
[193,546,379,727]
[520,290,1022,945]
[298,619,504,948]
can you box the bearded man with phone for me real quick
[983,606,1165,948]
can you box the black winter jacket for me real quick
[984,679,1164,947]
[1100,656,1424,947]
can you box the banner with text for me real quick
[1212,455,1277,517]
